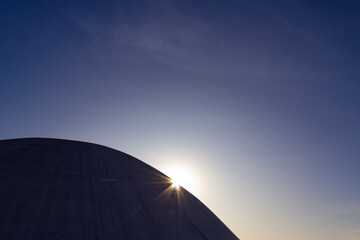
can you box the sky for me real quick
[1,0,360,239]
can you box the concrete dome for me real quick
[0,138,238,240]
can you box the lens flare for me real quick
[171,179,181,190]
[165,165,196,193]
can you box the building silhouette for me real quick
[0,138,239,239]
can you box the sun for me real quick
[171,179,181,190]
[165,165,197,192]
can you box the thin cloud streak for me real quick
[72,1,333,80]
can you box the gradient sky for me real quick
[1,1,360,239]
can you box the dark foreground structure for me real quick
[0,138,239,240]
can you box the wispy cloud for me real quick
[71,1,326,79]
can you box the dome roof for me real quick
[0,138,238,240]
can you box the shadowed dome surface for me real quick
[0,138,239,240]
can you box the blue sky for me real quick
[1,1,360,239]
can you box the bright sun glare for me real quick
[165,166,196,192]
[171,180,181,190]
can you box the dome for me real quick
[0,138,238,240]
